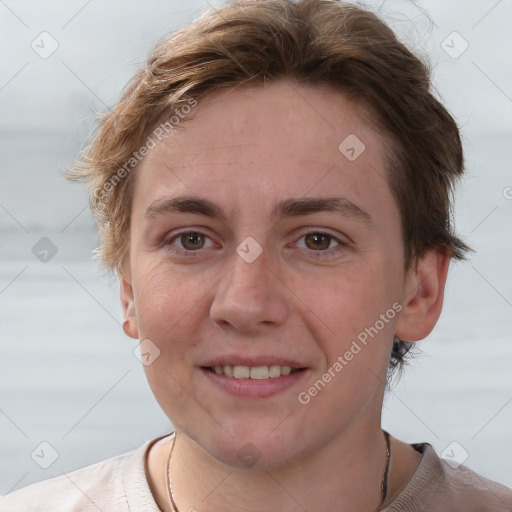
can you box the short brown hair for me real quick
[68,0,471,373]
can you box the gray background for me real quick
[1,0,511,496]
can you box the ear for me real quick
[120,273,139,340]
[395,249,451,342]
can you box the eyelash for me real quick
[163,229,348,258]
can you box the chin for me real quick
[212,439,300,470]
[189,418,305,469]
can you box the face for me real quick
[121,79,425,467]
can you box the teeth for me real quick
[269,365,281,378]
[210,365,298,379]
[233,365,250,378]
[250,366,269,379]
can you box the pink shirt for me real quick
[1,432,511,511]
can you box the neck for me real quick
[169,422,390,512]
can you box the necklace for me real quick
[166,430,391,512]
[381,430,391,507]
[166,434,179,512]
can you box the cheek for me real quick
[312,257,401,367]
[132,262,209,420]
[303,266,399,417]
[132,261,209,355]
[319,262,383,328]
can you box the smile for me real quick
[206,365,303,379]
[201,364,308,398]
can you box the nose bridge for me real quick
[210,240,288,331]
[226,242,272,305]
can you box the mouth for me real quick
[202,365,305,380]
[199,363,309,398]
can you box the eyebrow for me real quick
[145,196,227,220]
[275,197,373,226]
[144,195,374,227]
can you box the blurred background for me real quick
[1,0,511,496]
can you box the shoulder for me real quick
[0,434,173,512]
[386,442,512,512]
[0,451,130,512]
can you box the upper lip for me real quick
[200,357,307,369]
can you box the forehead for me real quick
[132,79,394,222]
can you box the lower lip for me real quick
[200,367,308,398]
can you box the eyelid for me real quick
[162,227,350,257]
[291,229,349,254]
[164,228,217,254]
[295,227,349,241]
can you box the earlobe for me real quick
[395,250,451,342]
[120,275,139,339]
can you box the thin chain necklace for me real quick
[166,433,179,512]
[166,430,391,512]
[381,430,391,506]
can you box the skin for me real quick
[121,79,450,511]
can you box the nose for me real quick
[209,243,289,332]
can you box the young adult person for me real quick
[2,1,511,511]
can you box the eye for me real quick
[295,231,348,255]
[165,230,216,253]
